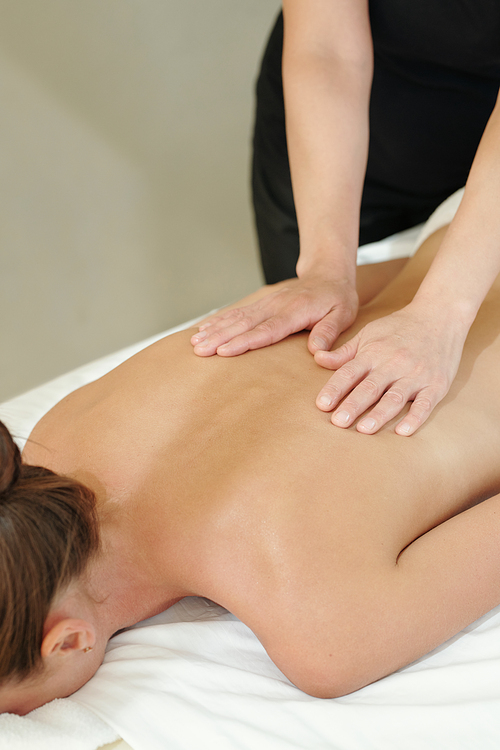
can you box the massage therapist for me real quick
[191,1,500,436]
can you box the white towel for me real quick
[0,698,118,750]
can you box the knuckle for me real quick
[411,395,434,417]
[406,412,425,428]
[317,320,339,340]
[252,317,285,344]
[336,301,356,325]
[384,388,406,406]
[336,364,359,384]
[340,399,360,416]
[357,378,380,398]
[368,389,408,423]
[231,316,253,334]
[226,308,246,321]
[321,380,343,400]
[341,389,366,411]
[255,318,278,335]
[367,404,389,423]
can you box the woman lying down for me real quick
[2,224,500,715]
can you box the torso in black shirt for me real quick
[367,0,500,200]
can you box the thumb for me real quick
[314,334,360,370]
[308,311,346,354]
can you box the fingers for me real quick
[218,315,294,356]
[191,277,359,358]
[314,337,360,372]
[191,308,262,356]
[315,353,370,414]
[356,384,420,434]
[308,303,358,354]
[394,393,437,436]
[190,307,294,357]
[357,387,441,435]
[307,317,343,354]
[317,366,444,435]
[197,315,223,331]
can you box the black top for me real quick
[251,5,500,278]
[367,0,500,199]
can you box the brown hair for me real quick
[0,420,99,681]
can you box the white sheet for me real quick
[72,598,500,750]
[5,186,500,750]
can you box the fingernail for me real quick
[332,410,350,425]
[194,339,210,349]
[191,330,207,343]
[217,343,230,353]
[317,395,333,409]
[397,422,411,435]
[358,418,376,432]
[312,337,327,351]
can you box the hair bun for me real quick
[0,421,21,495]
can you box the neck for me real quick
[86,525,188,637]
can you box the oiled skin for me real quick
[24,227,500,697]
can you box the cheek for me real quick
[0,687,46,716]
[0,652,104,715]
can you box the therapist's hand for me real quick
[314,302,468,435]
[190,274,359,357]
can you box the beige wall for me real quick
[0,0,280,401]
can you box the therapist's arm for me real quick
[316,89,500,435]
[191,0,372,357]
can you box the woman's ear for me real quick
[41,619,96,659]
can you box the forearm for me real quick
[412,90,500,330]
[282,0,373,284]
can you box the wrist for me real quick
[296,243,357,287]
[408,292,476,337]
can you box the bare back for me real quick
[24,227,500,694]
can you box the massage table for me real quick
[2,191,500,750]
